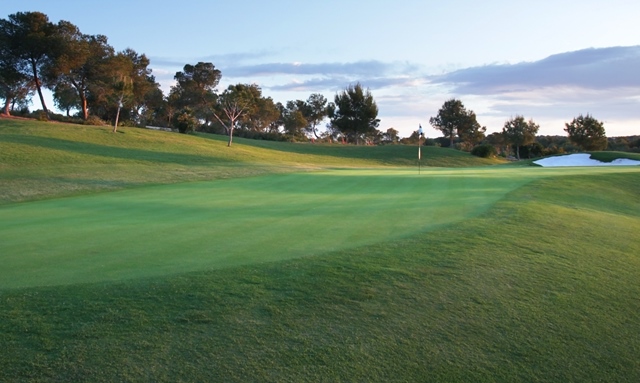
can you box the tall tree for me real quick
[502,115,540,160]
[50,20,114,120]
[52,82,79,116]
[564,114,607,151]
[87,49,157,130]
[233,84,279,132]
[429,98,484,148]
[304,93,328,139]
[213,84,251,146]
[0,37,33,115]
[329,83,379,144]
[169,62,221,124]
[0,12,57,116]
[282,100,308,139]
[383,127,400,144]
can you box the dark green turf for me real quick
[2,118,640,382]
[0,168,541,289]
[1,171,638,382]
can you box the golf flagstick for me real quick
[418,124,423,174]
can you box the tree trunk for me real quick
[449,133,454,148]
[80,94,88,120]
[31,60,49,117]
[113,106,121,133]
[3,97,11,116]
[113,94,123,133]
[516,145,520,160]
[227,128,233,147]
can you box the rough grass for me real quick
[0,118,503,204]
[1,172,638,382]
[1,118,640,382]
[0,167,542,289]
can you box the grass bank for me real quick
[1,171,638,382]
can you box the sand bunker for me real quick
[534,153,640,167]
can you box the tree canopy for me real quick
[0,11,57,115]
[429,98,485,148]
[329,83,379,144]
[564,114,607,151]
[502,116,540,159]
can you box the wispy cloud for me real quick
[422,46,640,134]
[429,46,640,94]
[224,60,416,78]
[268,75,425,92]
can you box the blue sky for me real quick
[4,0,640,137]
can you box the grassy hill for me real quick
[1,117,639,382]
[0,118,503,204]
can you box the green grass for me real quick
[0,118,503,204]
[1,118,640,382]
[0,167,543,289]
[589,150,640,162]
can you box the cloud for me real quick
[224,60,411,78]
[268,75,425,92]
[429,46,640,94]
[150,51,277,69]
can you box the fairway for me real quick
[2,167,536,289]
[2,120,640,382]
[3,165,638,289]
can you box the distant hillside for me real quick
[0,118,504,203]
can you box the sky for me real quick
[4,0,640,137]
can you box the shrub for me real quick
[173,109,197,134]
[84,115,106,126]
[471,144,497,158]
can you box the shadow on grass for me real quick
[0,134,236,165]
[198,133,499,167]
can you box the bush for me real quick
[173,109,197,134]
[471,144,497,158]
[424,138,440,147]
[32,110,48,121]
[84,115,106,126]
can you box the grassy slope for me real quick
[2,118,640,381]
[0,118,502,204]
[1,172,638,382]
[0,167,543,289]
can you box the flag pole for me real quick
[418,124,423,174]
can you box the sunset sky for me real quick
[4,0,640,137]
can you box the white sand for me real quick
[534,153,640,167]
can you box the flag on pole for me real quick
[418,124,423,160]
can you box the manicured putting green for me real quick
[4,166,638,289]
[0,167,535,289]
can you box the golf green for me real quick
[0,168,531,289]
[3,166,638,289]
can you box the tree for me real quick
[329,83,379,144]
[0,41,33,115]
[233,84,279,132]
[282,100,308,140]
[173,108,198,134]
[50,20,114,120]
[382,127,399,144]
[502,116,539,160]
[213,85,250,146]
[169,62,221,124]
[429,98,484,148]
[85,49,158,130]
[304,93,328,139]
[0,12,57,116]
[564,114,607,151]
[52,82,79,116]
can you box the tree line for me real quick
[423,98,628,158]
[2,12,634,152]
[0,11,384,145]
